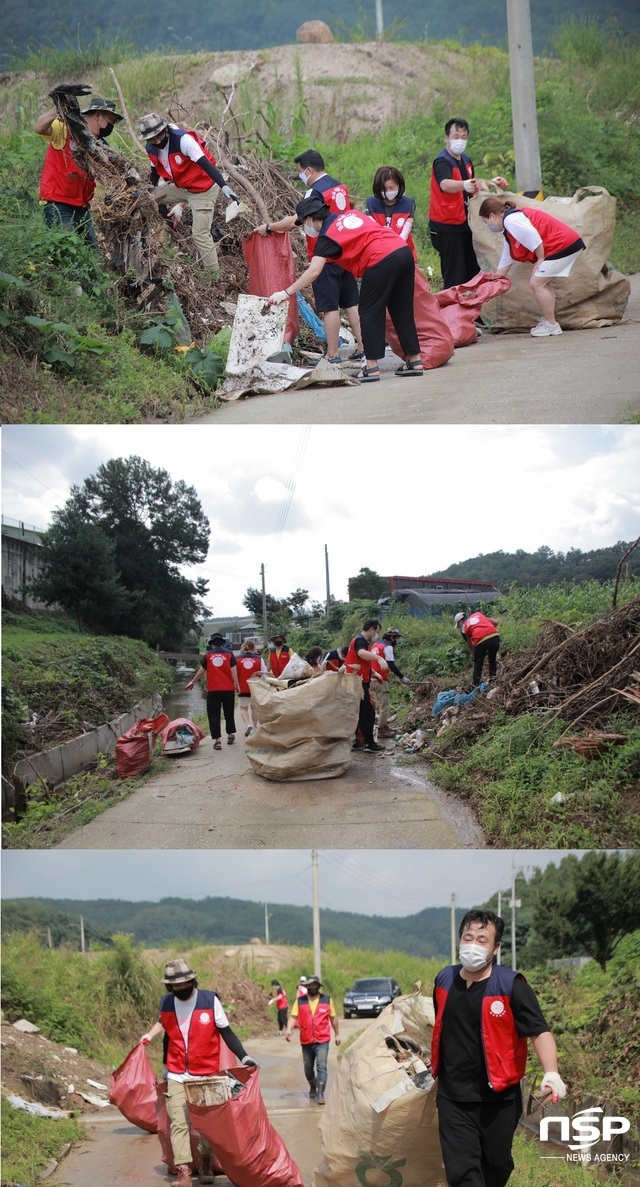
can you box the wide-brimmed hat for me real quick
[82,96,122,121]
[306,973,322,986]
[294,194,329,224]
[163,959,196,986]
[383,627,402,638]
[139,111,169,140]
[454,613,466,627]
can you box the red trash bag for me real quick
[115,725,153,779]
[135,713,170,738]
[187,1064,304,1187]
[243,230,299,345]
[435,271,512,346]
[160,717,205,755]
[385,266,455,369]
[108,1041,158,1133]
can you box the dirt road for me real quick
[199,276,639,425]
[46,1017,365,1187]
[55,736,482,850]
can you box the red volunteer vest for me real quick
[39,130,95,208]
[296,994,332,1044]
[236,654,262,693]
[274,988,288,1009]
[320,213,406,279]
[324,650,344,672]
[503,207,582,264]
[204,648,235,692]
[149,127,217,193]
[370,640,390,682]
[366,197,417,260]
[431,965,528,1093]
[461,613,499,648]
[306,175,351,258]
[429,151,474,225]
[345,636,372,683]
[160,990,222,1076]
[269,646,290,677]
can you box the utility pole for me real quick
[260,563,267,642]
[497,890,502,964]
[450,893,456,964]
[311,850,321,979]
[79,915,85,954]
[506,0,542,195]
[509,867,521,969]
[264,903,270,945]
[374,0,384,37]
[324,544,331,615]
[47,927,52,949]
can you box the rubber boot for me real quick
[316,1080,326,1105]
[308,1077,317,1099]
[173,1167,193,1187]
[199,1154,215,1184]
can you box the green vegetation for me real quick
[432,540,640,588]
[1,1096,83,1187]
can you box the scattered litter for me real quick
[6,1094,68,1119]
[86,1078,109,1091]
[12,1019,40,1034]
[77,1091,111,1107]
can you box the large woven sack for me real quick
[384,267,455,369]
[108,1041,158,1132]
[313,990,446,1187]
[469,186,630,329]
[246,668,362,781]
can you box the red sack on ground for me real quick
[243,231,299,345]
[108,1042,158,1133]
[385,266,455,369]
[187,1064,304,1187]
[435,271,512,346]
[115,725,153,779]
[135,713,170,738]
[160,717,205,754]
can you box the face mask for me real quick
[173,985,195,1000]
[488,222,502,233]
[98,123,114,139]
[298,171,309,184]
[459,944,494,972]
[307,986,320,996]
[383,188,399,201]
[449,138,468,155]
[304,224,319,238]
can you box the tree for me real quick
[242,586,286,617]
[532,852,640,970]
[348,568,390,601]
[32,457,210,648]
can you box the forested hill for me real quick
[432,540,639,588]
[2,0,639,69]
[3,895,463,958]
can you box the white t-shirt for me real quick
[156,129,207,182]
[167,990,230,1082]
[498,210,542,268]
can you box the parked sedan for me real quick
[343,978,403,1018]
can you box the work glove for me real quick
[463,179,477,194]
[490,176,509,189]
[168,203,184,224]
[540,1072,567,1102]
[222,185,239,201]
[402,676,412,686]
[268,290,290,304]
[242,1055,260,1068]
[140,1034,154,1045]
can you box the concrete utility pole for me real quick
[375,0,384,38]
[450,893,456,964]
[311,850,321,979]
[509,867,521,969]
[260,563,267,641]
[264,903,270,945]
[506,0,542,195]
[324,544,331,615]
[79,915,85,953]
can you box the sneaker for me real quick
[364,741,387,753]
[244,726,252,737]
[172,1167,193,1187]
[530,318,562,336]
[352,742,365,751]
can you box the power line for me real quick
[272,426,311,553]
[1,448,68,501]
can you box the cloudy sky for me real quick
[2,848,575,916]
[2,424,638,615]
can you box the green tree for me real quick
[242,586,287,617]
[348,568,390,601]
[532,852,640,970]
[32,457,210,648]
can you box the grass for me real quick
[1,1095,83,1187]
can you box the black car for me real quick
[343,978,403,1018]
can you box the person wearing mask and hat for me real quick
[185,634,240,749]
[296,976,309,998]
[286,974,340,1105]
[267,633,291,677]
[370,627,413,738]
[432,910,565,1187]
[454,611,500,686]
[138,112,239,275]
[140,959,259,1187]
[270,194,424,383]
[35,93,123,246]
[268,979,289,1034]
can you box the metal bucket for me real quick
[183,1076,231,1106]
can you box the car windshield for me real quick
[351,979,393,993]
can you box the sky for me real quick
[1,848,576,916]
[1,424,639,616]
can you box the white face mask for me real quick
[449,138,468,155]
[298,170,309,184]
[383,188,399,201]
[488,221,502,233]
[303,223,319,238]
[459,943,494,972]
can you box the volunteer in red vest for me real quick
[268,979,289,1034]
[370,627,413,738]
[139,112,239,274]
[432,911,565,1187]
[344,618,388,753]
[479,196,586,337]
[454,610,501,687]
[269,194,424,383]
[256,149,364,364]
[365,165,417,260]
[268,633,291,677]
[322,644,348,672]
[141,959,258,1187]
[185,633,240,749]
[35,94,123,247]
[286,974,340,1105]
[236,638,266,737]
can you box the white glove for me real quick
[463,179,476,194]
[222,185,239,201]
[399,218,413,241]
[268,290,290,304]
[334,1036,341,1046]
[491,176,509,189]
[242,1055,260,1068]
[540,1072,567,1101]
[167,203,183,223]
[402,676,412,686]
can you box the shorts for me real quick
[312,261,359,313]
[536,246,585,278]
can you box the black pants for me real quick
[43,201,99,249]
[206,690,236,739]
[277,1007,288,1031]
[436,1093,522,1187]
[359,247,419,361]
[431,226,479,289]
[473,636,500,686]
[357,683,376,746]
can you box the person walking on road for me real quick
[185,634,240,749]
[140,959,259,1187]
[345,618,388,752]
[286,974,340,1105]
[370,627,412,737]
[454,611,500,686]
[236,638,266,736]
[431,910,566,1187]
[268,979,289,1034]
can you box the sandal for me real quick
[356,366,381,383]
[213,739,222,750]
[348,349,365,361]
[396,359,424,376]
[227,734,235,745]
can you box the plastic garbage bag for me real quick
[160,717,205,755]
[435,272,512,346]
[108,1041,158,1133]
[385,266,455,369]
[243,230,299,345]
